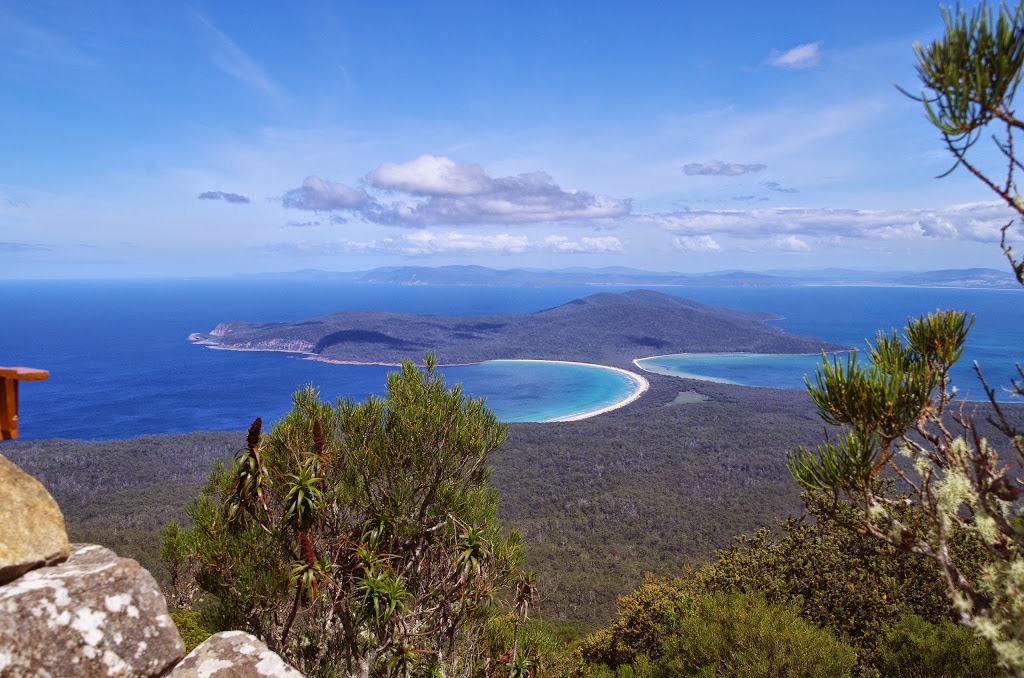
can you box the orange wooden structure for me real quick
[0,367,49,440]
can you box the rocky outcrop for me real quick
[0,543,185,676]
[0,454,304,677]
[169,631,304,677]
[0,452,69,585]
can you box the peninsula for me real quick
[189,289,845,367]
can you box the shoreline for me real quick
[485,360,650,422]
[632,350,851,390]
[191,337,651,422]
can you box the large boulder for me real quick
[169,631,303,677]
[0,543,185,677]
[0,453,69,584]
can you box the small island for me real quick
[189,289,845,367]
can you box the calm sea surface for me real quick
[1,280,1021,441]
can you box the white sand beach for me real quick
[483,360,650,422]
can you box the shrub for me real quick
[875,613,1004,678]
[651,592,857,678]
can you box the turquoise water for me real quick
[635,353,843,391]
[454,360,640,422]
[636,347,1018,402]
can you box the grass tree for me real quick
[164,356,523,677]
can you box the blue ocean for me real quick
[1,280,1021,441]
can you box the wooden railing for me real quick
[0,367,49,440]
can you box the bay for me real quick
[636,286,1023,400]
[1,280,1021,441]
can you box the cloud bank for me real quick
[269,231,624,257]
[283,155,630,227]
[644,201,1021,245]
[274,156,1021,259]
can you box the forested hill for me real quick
[190,289,845,365]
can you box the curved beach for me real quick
[633,353,740,384]
[632,352,852,391]
[190,338,650,422]
[483,360,649,422]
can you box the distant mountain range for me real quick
[236,265,1022,288]
[191,289,845,366]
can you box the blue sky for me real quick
[2,0,1020,278]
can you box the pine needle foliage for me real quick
[787,3,1024,672]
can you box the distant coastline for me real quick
[188,289,845,422]
[236,264,1023,290]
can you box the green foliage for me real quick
[14,377,1021,639]
[482,613,579,677]
[789,310,972,492]
[903,2,1024,173]
[579,490,988,673]
[875,613,1004,678]
[651,592,857,678]
[581,591,857,678]
[170,608,213,653]
[576,574,692,667]
[164,356,523,676]
[788,307,1024,673]
[902,0,1024,283]
[7,377,902,630]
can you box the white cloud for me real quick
[282,176,373,211]
[673,235,722,252]
[774,235,811,252]
[683,160,766,176]
[367,155,491,196]
[389,230,532,255]
[543,235,624,253]
[768,42,822,69]
[288,156,630,227]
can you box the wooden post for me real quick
[0,367,49,440]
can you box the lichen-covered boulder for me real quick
[0,543,184,676]
[168,631,303,677]
[0,453,69,585]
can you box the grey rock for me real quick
[169,631,304,677]
[0,543,185,677]
[0,453,69,585]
